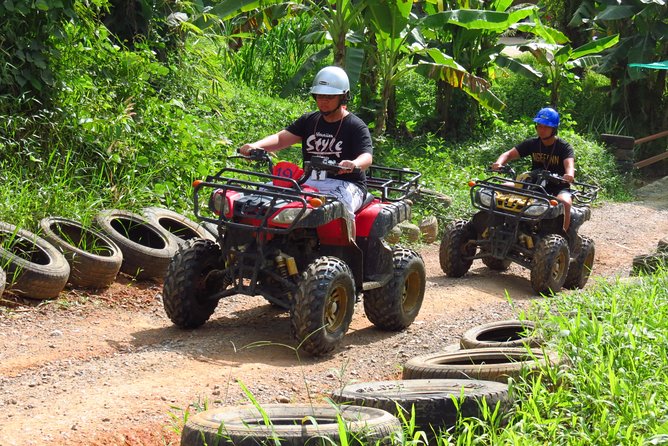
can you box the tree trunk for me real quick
[386,88,397,136]
[436,80,452,138]
[374,79,391,136]
[358,31,378,126]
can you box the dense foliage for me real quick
[0,2,635,231]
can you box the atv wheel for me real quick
[364,248,425,331]
[563,236,595,290]
[439,220,475,277]
[530,234,570,295]
[162,239,223,328]
[292,256,355,356]
[481,256,511,271]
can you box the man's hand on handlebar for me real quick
[238,144,260,156]
[337,160,357,175]
[491,162,504,171]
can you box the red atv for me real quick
[162,149,426,356]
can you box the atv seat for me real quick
[356,192,376,213]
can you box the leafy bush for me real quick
[491,61,549,124]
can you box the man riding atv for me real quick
[162,67,426,357]
[440,108,598,295]
[239,65,372,220]
[492,107,575,232]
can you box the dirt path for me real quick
[1,187,667,446]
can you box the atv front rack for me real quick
[470,178,561,222]
[193,168,338,235]
[366,165,421,202]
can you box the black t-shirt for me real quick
[286,111,373,191]
[515,137,574,175]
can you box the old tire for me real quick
[0,267,6,297]
[163,239,223,328]
[180,404,402,446]
[631,252,668,276]
[530,234,570,295]
[331,379,510,432]
[460,320,540,349]
[402,347,562,383]
[439,219,475,277]
[563,236,595,290]
[142,206,215,246]
[292,256,355,357]
[0,222,70,299]
[658,236,668,253]
[39,217,123,288]
[363,247,425,331]
[95,209,178,280]
[482,256,511,271]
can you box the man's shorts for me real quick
[304,178,365,219]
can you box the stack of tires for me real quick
[331,320,560,440]
[181,319,560,445]
[0,207,214,300]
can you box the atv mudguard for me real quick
[355,200,411,238]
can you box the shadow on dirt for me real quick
[427,265,539,301]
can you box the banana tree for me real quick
[280,0,367,97]
[515,15,619,107]
[568,0,666,143]
[364,0,512,136]
[415,0,541,136]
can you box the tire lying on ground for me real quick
[0,267,5,297]
[95,209,178,280]
[631,253,668,276]
[39,217,123,288]
[330,378,510,433]
[460,319,540,350]
[0,221,70,299]
[402,347,562,383]
[657,236,668,254]
[141,206,216,246]
[180,404,403,446]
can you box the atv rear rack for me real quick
[366,165,421,202]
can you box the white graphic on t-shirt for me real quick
[306,132,343,158]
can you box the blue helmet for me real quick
[533,107,560,128]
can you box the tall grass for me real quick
[436,270,668,445]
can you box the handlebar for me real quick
[488,165,516,178]
[232,149,362,186]
[232,148,273,165]
[488,166,598,204]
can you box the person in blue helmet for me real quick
[491,107,575,232]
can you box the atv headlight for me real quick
[271,207,311,225]
[524,203,549,217]
[476,188,494,207]
[209,189,230,216]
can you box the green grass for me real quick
[437,269,668,445]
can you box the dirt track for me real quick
[1,186,667,446]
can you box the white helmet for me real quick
[310,66,350,96]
